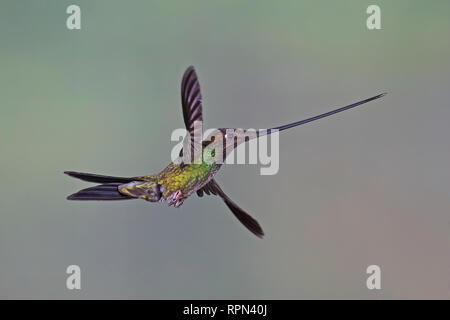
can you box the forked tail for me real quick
[65,171,135,201]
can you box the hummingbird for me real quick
[65,66,386,238]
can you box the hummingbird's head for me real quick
[202,128,259,164]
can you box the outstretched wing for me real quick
[197,180,264,238]
[181,66,203,135]
[180,66,203,162]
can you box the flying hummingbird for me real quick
[65,66,386,238]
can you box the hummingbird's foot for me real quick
[173,189,184,207]
[173,189,182,198]
[167,189,184,207]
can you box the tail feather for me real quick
[64,171,135,184]
[67,183,133,201]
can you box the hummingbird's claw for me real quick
[173,190,184,207]
[174,199,184,207]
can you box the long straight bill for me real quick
[258,93,386,137]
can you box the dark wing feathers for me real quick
[181,66,203,133]
[180,66,203,162]
[198,180,265,238]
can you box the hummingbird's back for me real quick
[156,160,221,201]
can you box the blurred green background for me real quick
[0,0,449,299]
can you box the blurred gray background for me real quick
[0,0,449,299]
